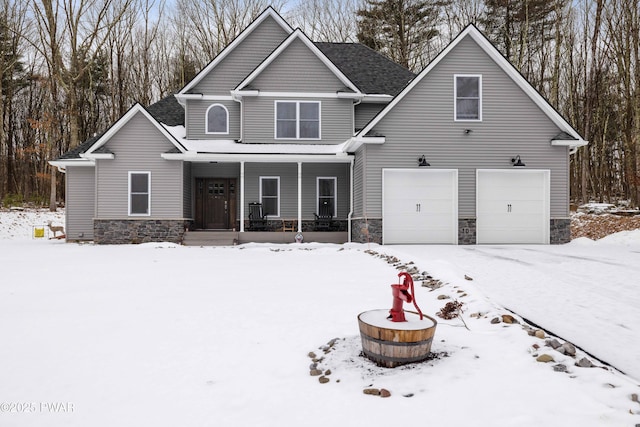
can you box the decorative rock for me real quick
[491,317,501,324]
[553,364,568,373]
[318,376,330,384]
[502,314,517,324]
[534,330,546,339]
[403,393,414,398]
[310,369,323,376]
[546,339,562,349]
[532,343,540,350]
[631,393,638,403]
[464,275,473,281]
[363,388,381,396]
[309,363,317,370]
[308,352,317,359]
[324,369,332,376]
[561,342,577,356]
[536,354,555,363]
[437,295,450,300]
[576,357,594,368]
[380,389,391,398]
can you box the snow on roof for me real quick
[162,124,348,155]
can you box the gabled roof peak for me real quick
[234,28,361,95]
[178,7,293,95]
[357,23,586,143]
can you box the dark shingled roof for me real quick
[552,131,577,141]
[315,42,415,96]
[57,133,103,160]
[146,94,185,127]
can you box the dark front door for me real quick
[195,178,237,230]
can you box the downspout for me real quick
[348,98,361,243]
[240,161,245,232]
[298,162,302,232]
[348,157,354,242]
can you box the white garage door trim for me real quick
[383,169,458,245]
[476,169,550,244]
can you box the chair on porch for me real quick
[314,201,334,231]
[248,202,268,231]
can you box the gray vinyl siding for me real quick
[243,162,350,219]
[353,146,365,216]
[250,38,347,92]
[355,103,386,131]
[65,166,95,240]
[95,112,183,219]
[361,36,570,219]
[183,162,192,218]
[243,96,353,144]
[186,99,240,140]
[190,16,289,95]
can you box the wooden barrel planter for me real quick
[358,309,437,368]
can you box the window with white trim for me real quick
[129,172,150,216]
[275,101,320,139]
[454,75,482,121]
[317,177,337,217]
[260,176,280,216]
[206,104,229,134]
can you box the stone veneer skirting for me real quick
[94,219,187,244]
[550,218,571,244]
[351,217,570,245]
[351,218,383,244]
[458,218,477,245]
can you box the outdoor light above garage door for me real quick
[511,155,526,167]
[418,155,430,167]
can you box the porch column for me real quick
[240,161,245,232]
[297,162,302,232]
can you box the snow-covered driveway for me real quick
[388,235,640,381]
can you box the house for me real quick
[50,7,587,245]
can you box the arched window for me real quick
[206,104,229,134]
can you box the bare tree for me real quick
[289,0,359,42]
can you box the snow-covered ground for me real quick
[1,210,639,426]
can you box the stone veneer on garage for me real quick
[550,218,571,244]
[94,219,187,244]
[351,217,571,245]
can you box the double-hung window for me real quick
[275,101,320,139]
[317,177,337,217]
[129,171,150,216]
[206,104,229,134]
[260,177,280,217]
[454,75,482,121]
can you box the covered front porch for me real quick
[172,152,354,243]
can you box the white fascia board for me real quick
[84,104,186,156]
[343,136,386,153]
[235,29,361,95]
[161,152,353,163]
[48,158,95,173]
[358,25,584,142]
[81,153,115,160]
[178,8,293,95]
[552,139,589,148]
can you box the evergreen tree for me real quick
[356,0,447,71]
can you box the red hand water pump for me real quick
[388,272,423,322]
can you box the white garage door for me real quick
[476,169,550,244]
[383,169,458,244]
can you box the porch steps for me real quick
[182,231,238,246]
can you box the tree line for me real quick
[1,0,638,209]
